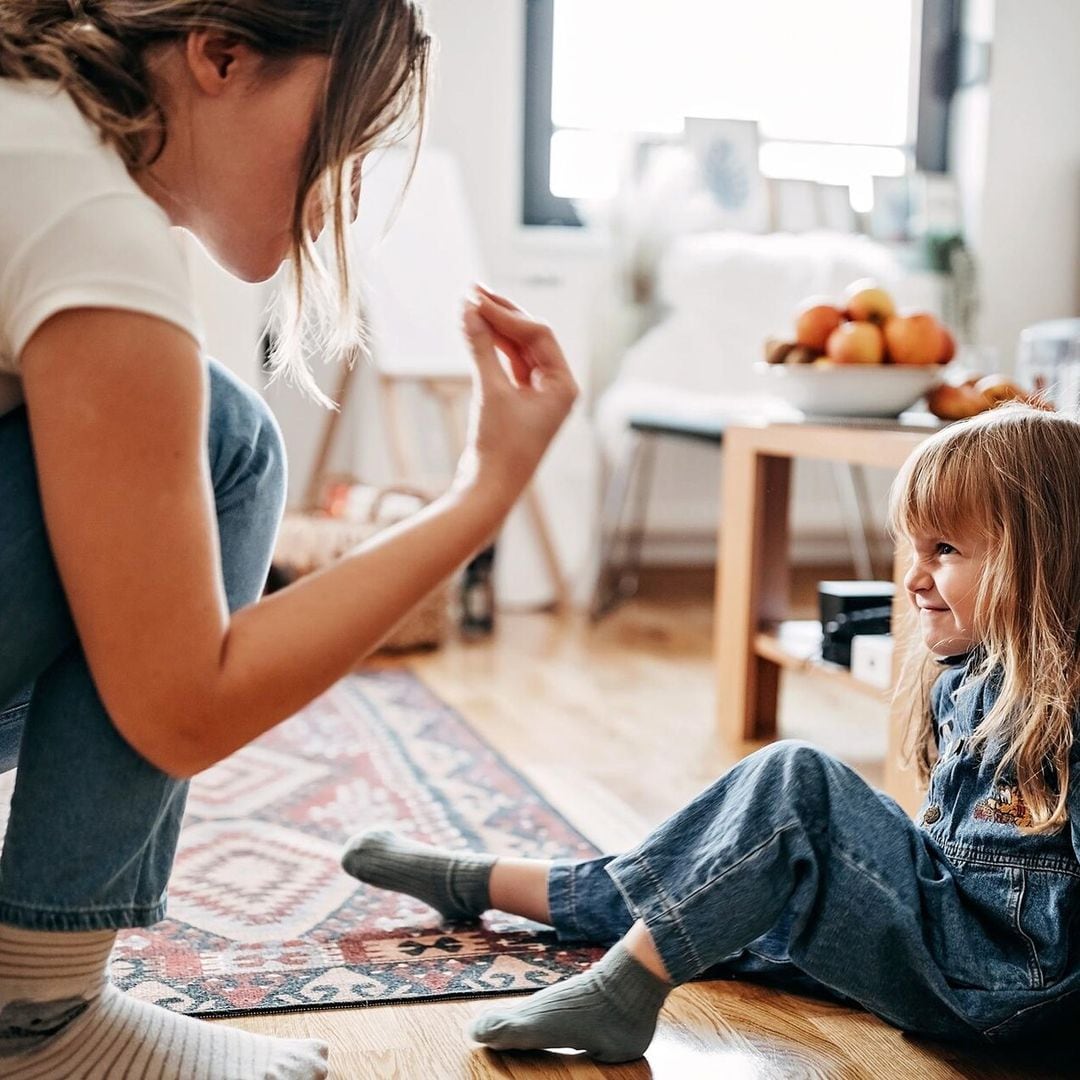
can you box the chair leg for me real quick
[617,434,658,600]
[832,461,876,580]
[590,434,646,620]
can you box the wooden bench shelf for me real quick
[753,620,886,698]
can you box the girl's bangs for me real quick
[888,435,994,542]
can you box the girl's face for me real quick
[138,34,333,282]
[903,528,987,657]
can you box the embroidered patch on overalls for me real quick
[973,785,1032,828]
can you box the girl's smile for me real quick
[903,531,987,657]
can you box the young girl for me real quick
[344,403,1080,1061]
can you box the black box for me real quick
[819,581,895,668]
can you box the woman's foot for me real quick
[467,940,671,1063]
[340,827,496,921]
[0,924,327,1079]
[6,986,328,1079]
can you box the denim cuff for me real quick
[0,702,26,774]
[547,860,587,942]
[0,896,166,932]
[604,851,706,985]
[547,854,633,945]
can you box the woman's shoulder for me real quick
[0,78,141,224]
[0,78,111,157]
[0,80,201,372]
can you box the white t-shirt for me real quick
[0,78,203,417]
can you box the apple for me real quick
[883,313,944,365]
[974,375,1025,407]
[938,326,956,364]
[764,337,797,365]
[765,339,820,364]
[826,321,884,364]
[794,301,845,353]
[927,383,988,421]
[844,280,896,324]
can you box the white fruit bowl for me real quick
[756,361,944,418]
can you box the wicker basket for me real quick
[269,484,450,652]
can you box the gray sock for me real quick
[340,827,495,921]
[467,940,671,1063]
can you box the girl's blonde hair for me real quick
[888,404,1080,833]
[0,0,431,407]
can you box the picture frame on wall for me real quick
[870,175,911,242]
[682,117,771,233]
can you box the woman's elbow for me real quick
[111,707,221,780]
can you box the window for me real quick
[523,0,956,226]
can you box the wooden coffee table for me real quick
[714,415,945,814]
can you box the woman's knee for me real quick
[206,359,287,506]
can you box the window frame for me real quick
[522,0,581,227]
[522,0,959,228]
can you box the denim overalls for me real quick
[547,657,1080,1043]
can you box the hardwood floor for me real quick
[225,580,1070,1079]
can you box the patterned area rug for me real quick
[107,671,604,1017]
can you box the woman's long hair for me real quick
[888,404,1080,833]
[0,0,431,406]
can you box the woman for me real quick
[0,2,577,1077]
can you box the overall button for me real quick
[922,805,942,826]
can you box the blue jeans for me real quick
[548,741,1077,1043]
[0,359,286,930]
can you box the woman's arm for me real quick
[21,293,575,777]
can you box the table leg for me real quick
[716,430,792,742]
[884,536,925,815]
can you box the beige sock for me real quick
[0,923,328,1079]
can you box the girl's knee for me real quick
[743,740,838,802]
[754,739,830,772]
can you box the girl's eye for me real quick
[935,542,958,556]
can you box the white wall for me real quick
[954,0,1080,370]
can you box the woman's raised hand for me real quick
[456,284,578,501]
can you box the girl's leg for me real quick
[469,740,980,1061]
[0,361,327,1077]
[341,831,636,943]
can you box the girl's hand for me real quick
[455,285,579,501]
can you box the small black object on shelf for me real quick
[822,606,893,667]
[461,544,496,637]
[819,580,895,667]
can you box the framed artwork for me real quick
[870,175,911,242]
[682,117,771,233]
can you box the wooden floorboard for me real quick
[222,585,1071,1079]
